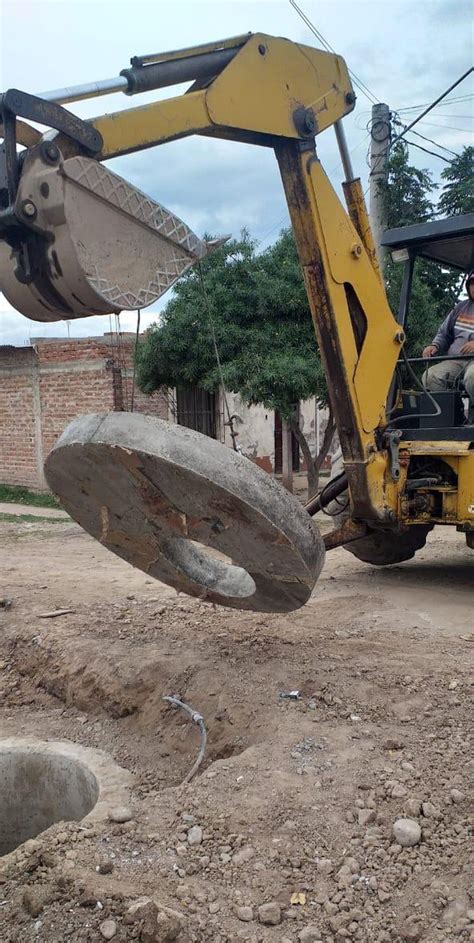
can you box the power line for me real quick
[403,136,452,163]
[419,120,473,133]
[396,94,474,113]
[391,67,474,145]
[404,126,459,158]
[289,0,379,106]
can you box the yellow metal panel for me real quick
[306,159,401,433]
[342,179,382,283]
[206,33,354,139]
[91,91,211,160]
[456,451,474,522]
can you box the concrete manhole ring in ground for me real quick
[45,412,325,612]
[0,738,133,859]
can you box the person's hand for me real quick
[422,344,438,358]
[460,340,474,355]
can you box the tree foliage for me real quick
[137,229,326,417]
[137,229,331,493]
[438,146,474,217]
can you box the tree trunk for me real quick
[288,407,335,499]
[287,416,319,497]
[312,406,335,493]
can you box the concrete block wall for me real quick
[0,335,168,491]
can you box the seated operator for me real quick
[422,270,474,408]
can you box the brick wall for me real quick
[0,334,168,491]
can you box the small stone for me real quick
[187,825,203,846]
[392,818,421,847]
[391,783,407,798]
[399,925,422,942]
[298,928,323,942]
[383,738,404,751]
[358,809,376,826]
[258,902,282,925]
[108,806,132,824]
[316,857,333,875]
[99,920,117,940]
[22,888,46,917]
[97,858,114,874]
[450,789,465,804]
[236,906,253,922]
[405,799,422,817]
[232,845,255,865]
[421,801,440,818]
[209,900,220,914]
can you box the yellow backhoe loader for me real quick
[1,33,472,612]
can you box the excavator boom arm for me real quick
[0,32,404,524]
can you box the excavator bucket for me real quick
[0,142,224,321]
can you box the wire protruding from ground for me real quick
[163,695,208,784]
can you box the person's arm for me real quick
[424,306,457,357]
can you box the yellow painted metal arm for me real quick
[276,142,402,522]
[85,33,354,159]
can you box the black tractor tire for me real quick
[327,449,433,566]
[341,522,433,566]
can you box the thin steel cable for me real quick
[130,308,141,413]
[197,262,239,450]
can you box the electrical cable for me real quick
[402,137,452,163]
[391,114,457,162]
[391,67,473,146]
[404,127,459,158]
[163,695,207,784]
[395,94,474,113]
[289,0,380,106]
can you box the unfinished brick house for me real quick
[0,334,168,490]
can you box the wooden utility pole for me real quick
[369,103,391,268]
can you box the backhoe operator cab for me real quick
[382,213,474,436]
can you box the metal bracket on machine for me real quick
[384,429,403,482]
[0,89,103,214]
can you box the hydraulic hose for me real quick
[305,471,348,517]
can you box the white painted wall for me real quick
[218,390,330,471]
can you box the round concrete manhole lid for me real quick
[44,412,325,612]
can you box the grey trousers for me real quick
[423,359,474,402]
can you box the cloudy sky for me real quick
[0,0,472,345]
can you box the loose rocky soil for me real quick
[0,513,472,943]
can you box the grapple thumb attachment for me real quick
[0,142,226,322]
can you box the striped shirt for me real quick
[432,299,474,356]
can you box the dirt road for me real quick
[0,515,472,943]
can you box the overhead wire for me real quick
[289,0,380,106]
[391,67,473,146]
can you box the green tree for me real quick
[137,229,332,496]
[438,146,474,217]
